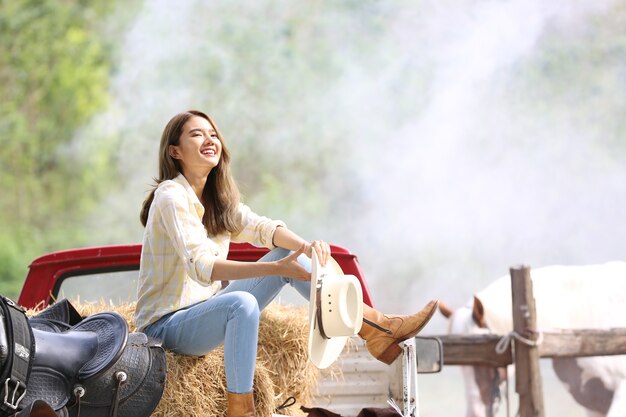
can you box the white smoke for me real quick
[321,0,626,315]
[82,0,626,318]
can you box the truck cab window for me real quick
[56,270,138,305]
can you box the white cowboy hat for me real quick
[308,249,363,369]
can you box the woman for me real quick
[136,110,438,417]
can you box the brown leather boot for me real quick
[227,391,256,417]
[358,300,439,365]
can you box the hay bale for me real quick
[155,347,277,417]
[31,301,318,417]
[257,304,319,411]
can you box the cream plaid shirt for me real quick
[135,174,285,330]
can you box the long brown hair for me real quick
[140,110,241,236]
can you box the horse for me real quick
[440,261,626,417]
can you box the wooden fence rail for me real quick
[437,329,626,367]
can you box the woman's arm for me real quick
[272,226,331,266]
[271,225,308,251]
[210,245,310,281]
[211,226,332,282]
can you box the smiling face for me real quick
[168,115,222,176]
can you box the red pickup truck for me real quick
[17,243,441,417]
[18,242,374,309]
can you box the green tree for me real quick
[0,0,136,297]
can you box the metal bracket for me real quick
[401,338,419,417]
[388,337,443,417]
[3,378,26,410]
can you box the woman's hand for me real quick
[274,244,311,281]
[271,227,331,267]
[305,240,331,267]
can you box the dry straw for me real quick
[31,301,319,417]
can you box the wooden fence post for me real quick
[510,265,545,417]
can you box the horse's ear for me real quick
[438,301,454,318]
[472,296,487,328]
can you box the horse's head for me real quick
[439,299,508,417]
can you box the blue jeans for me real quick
[143,248,311,393]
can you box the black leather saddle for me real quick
[0,298,166,417]
[26,310,128,411]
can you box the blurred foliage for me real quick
[0,0,139,298]
[178,1,393,227]
[497,3,626,150]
